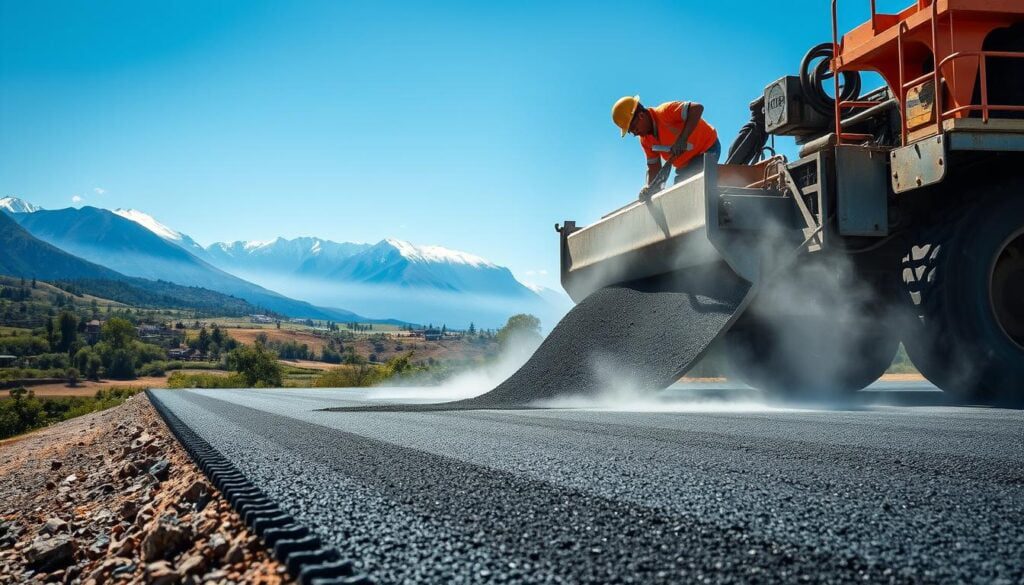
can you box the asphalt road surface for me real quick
[151,383,1024,583]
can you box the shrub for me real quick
[166,372,244,389]
[138,362,166,377]
[320,347,342,364]
[313,364,382,388]
[33,353,70,370]
[0,336,50,357]
[131,342,165,366]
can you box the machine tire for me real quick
[724,316,898,398]
[899,182,1024,403]
[723,258,900,398]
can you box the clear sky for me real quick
[0,0,907,289]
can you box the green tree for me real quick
[107,349,136,380]
[343,346,365,365]
[44,318,55,348]
[85,354,102,381]
[496,314,542,349]
[210,325,224,346]
[382,352,416,379]
[194,327,211,352]
[468,322,476,335]
[226,345,282,387]
[74,347,91,372]
[56,311,79,354]
[101,318,137,350]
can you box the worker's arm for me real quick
[669,102,704,159]
[639,159,663,200]
[646,159,662,186]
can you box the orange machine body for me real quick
[830,0,1024,144]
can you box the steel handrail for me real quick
[831,0,907,144]
[901,50,1024,128]
[832,1,1024,145]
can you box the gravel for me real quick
[0,394,292,584]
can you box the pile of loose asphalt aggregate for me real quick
[332,263,753,411]
[151,388,1024,583]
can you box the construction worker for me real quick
[612,96,721,200]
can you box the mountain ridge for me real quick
[8,197,569,326]
[11,206,373,322]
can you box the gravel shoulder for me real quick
[0,394,293,584]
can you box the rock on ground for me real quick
[0,394,292,584]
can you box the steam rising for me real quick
[367,331,543,401]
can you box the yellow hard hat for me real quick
[612,95,640,137]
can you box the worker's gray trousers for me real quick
[674,139,722,184]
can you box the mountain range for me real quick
[0,212,259,315]
[5,204,367,322]
[205,236,533,297]
[1,197,569,327]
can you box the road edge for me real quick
[146,390,373,585]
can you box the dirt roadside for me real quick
[0,394,292,584]
[0,379,166,399]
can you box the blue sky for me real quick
[0,0,907,289]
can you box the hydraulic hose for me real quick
[726,97,768,166]
[800,42,861,116]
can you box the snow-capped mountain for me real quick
[218,237,557,327]
[206,237,371,274]
[8,197,567,326]
[379,238,496,268]
[113,208,206,256]
[0,196,41,215]
[315,238,530,296]
[13,207,367,321]
[204,236,530,296]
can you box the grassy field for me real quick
[229,327,330,355]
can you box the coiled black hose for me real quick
[800,42,861,115]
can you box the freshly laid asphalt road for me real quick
[151,383,1024,583]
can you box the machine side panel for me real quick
[836,146,890,237]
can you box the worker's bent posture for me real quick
[612,96,721,200]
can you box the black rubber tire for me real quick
[724,315,898,398]
[899,183,1024,403]
[723,257,900,398]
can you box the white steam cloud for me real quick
[366,330,543,401]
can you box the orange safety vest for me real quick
[640,101,718,168]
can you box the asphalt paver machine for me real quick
[558,0,1024,401]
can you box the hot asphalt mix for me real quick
[151,387,1024,583]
